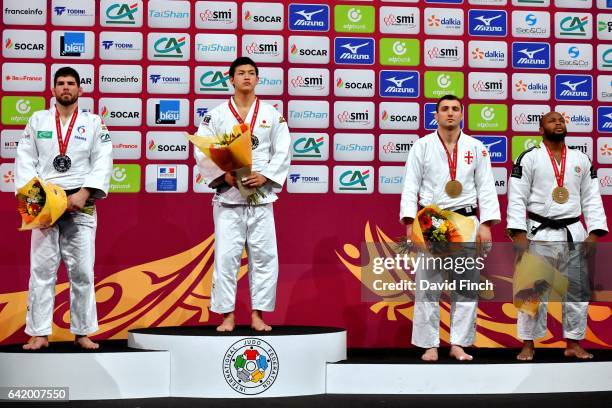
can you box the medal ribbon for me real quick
[55,107,78,156]
[228,98,260,136]
[544,144,567,188]
[437,133,459,181]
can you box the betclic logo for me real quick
[2,29,46,59]
[242,2,284,31]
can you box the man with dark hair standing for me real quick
[15,67,113,350]
[507,111,608,361]
[400,95,500,361]
[195,57,291,332]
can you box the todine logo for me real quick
[512,42,550,69]
[468,10,507,37]
[379,71,419,98]
[223,338,279,395]
[289,4,329,32]
[334,37,374,65]
[555,75,592,101]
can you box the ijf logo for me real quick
[474,136,507,163]
[223,338,279,395]
[103,1,141,26]
[512,42,550,69]
[598,107,612,133]
[379,71,419,98]
[289,4,329,32]
[556,13,592,39]
[555,75,592,101]
[468,10,507,37]
[334,37,374,65]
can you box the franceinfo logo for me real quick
[288,68,330,97]
[424,8,464,36]
[512,42,550,69]
[424,39,464,67]
[242,35,284,63]
[512,10,550,39]
[334,69,375,98]
[555,43,593,71]
[468,9,507,37]
[3,0,46,25]
[195,1,237,29]
[288,4,329,32]
[242,2,284,31]
[99,31,143,60]
[468,40,507,69]
[2,30,46,59]
[98,64,142,93]
[147,0,190,29]
[379,6,419,35]
[101,1,143,27]
[194,33,237,62]
[289,36,330,64]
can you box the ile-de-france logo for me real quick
[223,338,279,395]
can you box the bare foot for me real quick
[75,336,99,350]
[251,310,272,332]
[564,340,593,360]
[517,340,535,361]
[216,312,236,332]
[23,336,49,351]
[421,347,438,362]
[449,345,473,361]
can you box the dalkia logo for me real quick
[339,169,370,191]
[153,36,186,58]
[105,2,139,24]
[199,70,230,92]
[223,338,279,395]
[293,136,324,158]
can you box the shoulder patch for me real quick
[202,115,211,125]
[591,166,597,179]
[511,164,523,179]
[279,116,286,124]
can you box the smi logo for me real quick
[292,75,325,90]
[469,10,507,36]
[337,110,371,125]
[245,41,280,56]
[153,36,186,58]
[105,2,139,25]
[427,46,460,60]
[289,5,329,31]
[338,169,370,191]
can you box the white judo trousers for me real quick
[211,203,278,313]
[27,211,98,336]
[412,219,480,349]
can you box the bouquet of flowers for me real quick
[187,123,265,204]
[16,177,67,230]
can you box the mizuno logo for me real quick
[386,76,414,87]
[518,47,545,59]
[341,42,368,54]
[295,9,324,21]
[475,15,502,26]
[560,80,588,91]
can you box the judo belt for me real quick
[527,212,580,249]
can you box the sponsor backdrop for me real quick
[1,0,612,348]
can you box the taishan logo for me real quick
[105,2,138,24]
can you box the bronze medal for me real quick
[445,180,463,198]
[552,186,569,204]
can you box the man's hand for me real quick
[68,188,90,212]
[405,223,413,241]
[510,231,529,263]
[242,172,267,188]
[476,223,493,257]
[582,233,598,258]
[224,171,237,187]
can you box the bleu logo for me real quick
[196,107,208,118]
[555,75,592,102]
[512,42,550,69]
[379,71,419,98]
[525,14,537,26]
[156,100,180,124]
[568,46,580,59]
[54,7,66,16]
[289,4,329,32]
[598,107,612,133]
[101,41,114,50]
[468,10,507,37]
[60,32,85,56]
[150,74,162,84]
[334,37,374,65]
[474,136,507,163]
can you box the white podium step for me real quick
[327,348,612,395]
[0,340,170,400]
[128,326,346,398]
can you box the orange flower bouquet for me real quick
[16,177,67,231]
[187,123,265,204]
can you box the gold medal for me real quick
[445,180,463,198]
[552,186,569,204]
